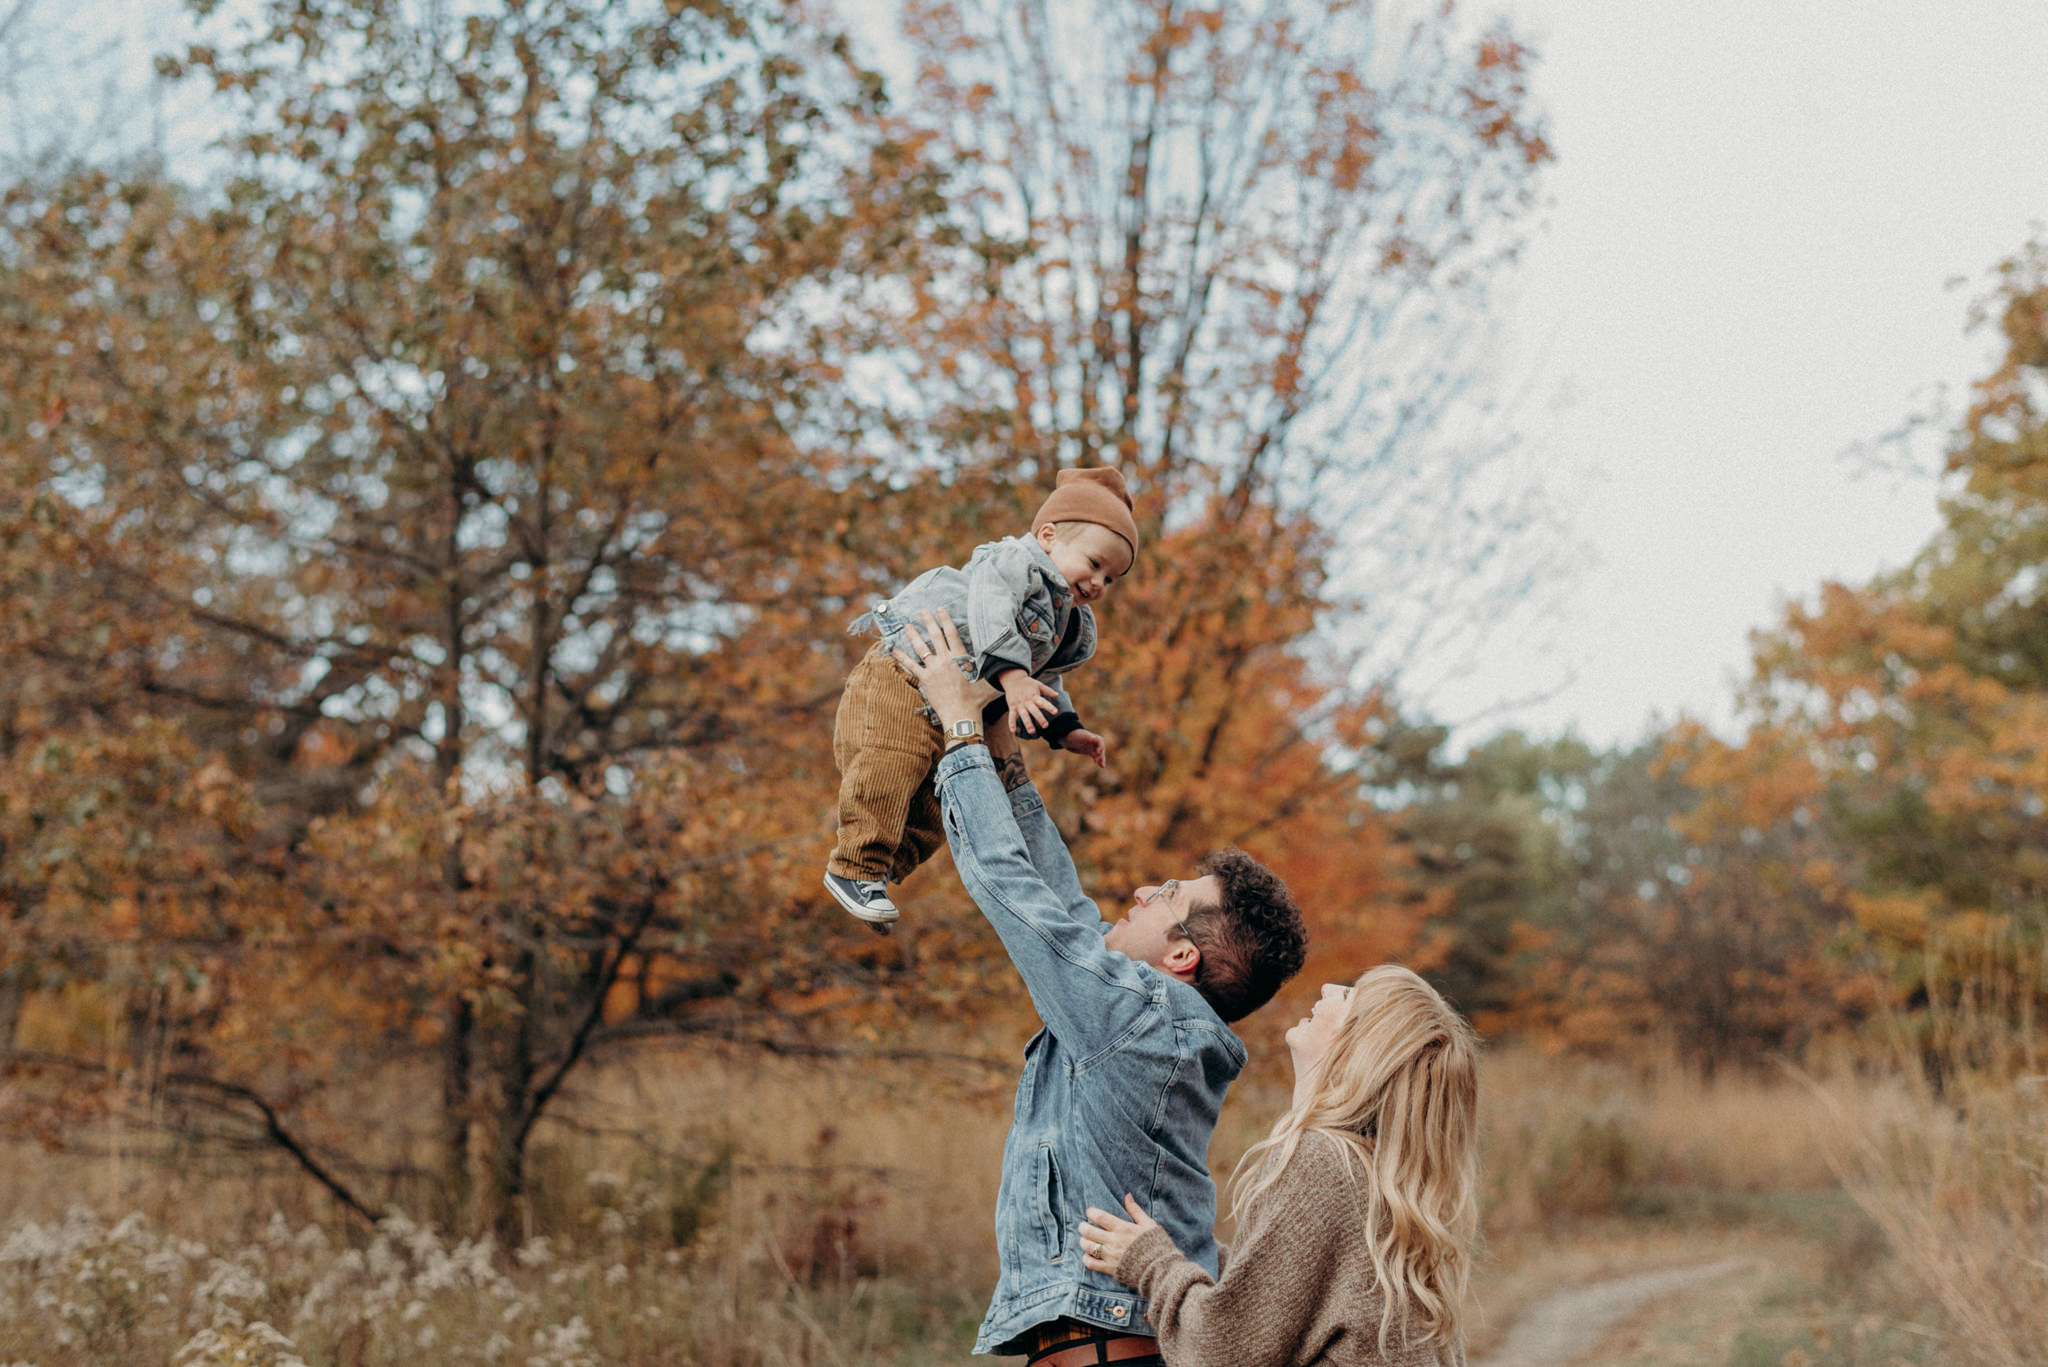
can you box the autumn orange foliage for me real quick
[1,0,1553,1237]
[1645,238,2048,1063]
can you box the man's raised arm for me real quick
[896,610,1146,1044]
[984,729,1106,935]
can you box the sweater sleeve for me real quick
[1123,1137,1352,1367]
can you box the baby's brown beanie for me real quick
[1031,467,1139,562]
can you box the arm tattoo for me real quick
[995,751,1032,793]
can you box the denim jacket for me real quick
[933,745,1245,1355]
[850,536,1097,730]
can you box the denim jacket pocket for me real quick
[1022,605,1055,656]
[1035,1142,1067,1263]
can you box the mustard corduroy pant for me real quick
[829,645,947,883]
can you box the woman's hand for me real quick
[1078,1194,1158,1282]
[892,609,1001,726]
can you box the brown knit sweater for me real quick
[1119,1131,1466,1367]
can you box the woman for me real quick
[1077,965,1479,1366]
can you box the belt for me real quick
[1026,1333,1161,1367]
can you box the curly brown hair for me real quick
[1177,847,1309,1023]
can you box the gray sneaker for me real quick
[824,872,900,928]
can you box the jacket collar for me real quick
[1022,537,1076,606]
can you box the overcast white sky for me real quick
[21,0,2048,752]
[1429,0,2048,747]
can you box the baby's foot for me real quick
[823,872,899,933]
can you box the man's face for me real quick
[1103,874,1219,973]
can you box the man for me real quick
[895,608,1309,1365]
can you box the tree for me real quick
[1566,731,1879,1073]
[1,0,1543,1237]
[822,0,1559,1014]
[1491,243,2048,1071]
[1394,729,1593,1029]
[1706,238,2048,1057]
[1587,239,2048,1077]
[1387,727,1878,1071]
[847,0,1558,680]
[0,0,129,176]
[1,0,946,1235]
[1051,509,1435,1011]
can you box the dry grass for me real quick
[0,1026,2012,1365]
[1476,1045,1850,1243]
[1814,998,2048,1367]
[1,1036,1026,1366]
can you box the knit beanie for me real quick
[1031,467,1139,562]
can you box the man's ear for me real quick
[1162,937,1201,980]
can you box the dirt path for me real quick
[1469,1259,1751,1367]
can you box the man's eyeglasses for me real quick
[1138,879,1180,905]
[1140,879,1193,942]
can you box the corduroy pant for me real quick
[829,644,948,883]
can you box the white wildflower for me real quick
[144,1242,196,1278]
[192,1255,269,1325]
[172,1320,310,1367]
[0,1221,58,1267]
[527,1314,596,1367]
[0,1207,106,1269]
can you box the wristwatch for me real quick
[945,717,985,749]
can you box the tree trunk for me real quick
[440,997,475,1228]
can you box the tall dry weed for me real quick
[0,1039,1024,1365]
[0,1196,991,1366]
[1478,1044,1849,1237]
[3,1030,1940,1364]
[1816,943,2048,1367]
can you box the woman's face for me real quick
[1284,980,1357,1079]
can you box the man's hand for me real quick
[893,609,1001,730]
[1058,728,1107,767]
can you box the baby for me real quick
[824,466,1139,928]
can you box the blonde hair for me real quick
[1227,965,1479,1353]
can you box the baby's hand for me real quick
[1000,670,1061,736]
[1060,729,1107,767]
